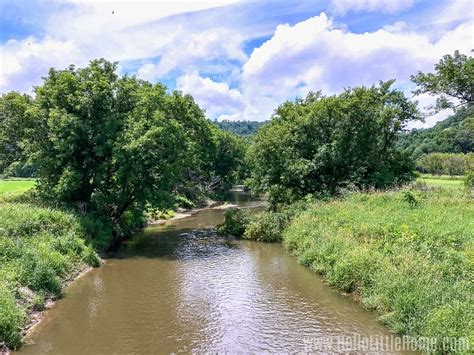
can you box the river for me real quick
[20,191,413,354]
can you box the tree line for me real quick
[213,120,266,137]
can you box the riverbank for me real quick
[0,202,101,351]
[0,181,241,351]
[220,186,473,352]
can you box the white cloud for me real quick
[329,0,415,15]
[0,36,83,92]
[137,29,246,80]
[407,92,453,129]
[0,0,242,91]
[239,12,473,124]
[176,72,245,119]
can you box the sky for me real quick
[0,0,473,128]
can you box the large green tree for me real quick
[248,81,420,205]
[22,59,248,240]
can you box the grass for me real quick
[417,174,464,188]
[0,179,36,201]
[283,187,473,352]
[0,202,100,349]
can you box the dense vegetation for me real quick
[213,120,266,136]
[247,82,419,205]
[416,152,473,175]
[284,187,473,352]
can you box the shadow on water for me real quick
[112,189,260,260]
[114,226,241,261]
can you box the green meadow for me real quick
[0,179,36,201]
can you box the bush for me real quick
[417,152,474,176]
[218,208,252,237]
[243,211,287,242]
[464,171,474,189]
[0,288,25,349]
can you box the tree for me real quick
[248,82,420,205]
[0,92,34,175]
[23,58,247,240]
[411,51,473,112]
[210,127,248,187]
[27,59,219,240]
[214,120,266,136]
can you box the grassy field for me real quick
[283,187,473,352]
[0,179,36,201]
[417,174,464,188]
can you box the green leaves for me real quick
[248,81,420,204]
[6,59,246,235]
[411,51,474,112]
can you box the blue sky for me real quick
[0,0,472,127]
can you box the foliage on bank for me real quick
[219,187,474,352]
[0,202,100,349]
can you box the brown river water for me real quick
[20,191,415,354]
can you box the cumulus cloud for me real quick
[329,0,415,15]
[176,72,245,119]
[238,12,473,123]
[0,0,241,91]
[137,29,246,81]
[0,36,84,92]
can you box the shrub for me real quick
[464,171,474,189]
[0,288,25,349]
[218,208,251,237]
[243,211,287,242]
[417,152,474,176]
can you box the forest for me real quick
[0,51,473,352]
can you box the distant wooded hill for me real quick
[213,120,266,136]
[397,106,474,158]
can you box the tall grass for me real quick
[283,188,473,352]
[0,203,100,349]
